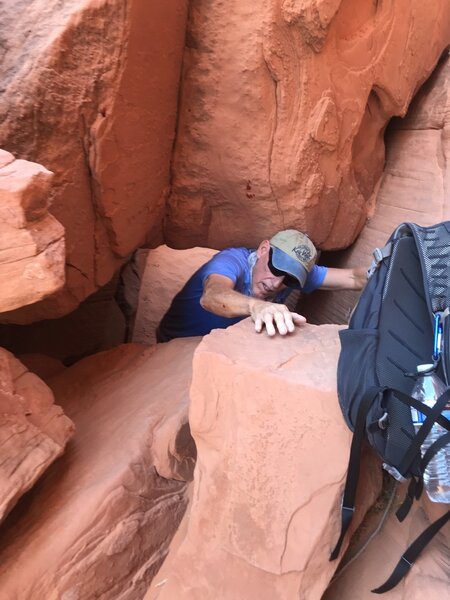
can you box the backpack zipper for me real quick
[443,315,450,385]
[434,310,450,384]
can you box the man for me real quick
[157,229,367,342]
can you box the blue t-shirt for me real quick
[157,247,327,341]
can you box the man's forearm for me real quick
[352,266,368,290]
[321,266,368,291]
[200,284,262,317]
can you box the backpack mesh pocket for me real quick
[337,329,379,430]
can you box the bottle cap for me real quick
[416,363,434,373]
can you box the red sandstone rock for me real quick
[129,245,217,345]
[323,489,450,599]
[0,157,53,226]
[302,52,450,326]
[147,321,381,600]
[0,149,14,168]
[0,0,188,324]
[0,153,65,313]
[0,348,74,523]
[166,1,450,252]
[0,339,199,599]
[18,354,66,381]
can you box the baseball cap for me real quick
[269,229,317,288]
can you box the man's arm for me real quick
[319,267,367,291]
[200,274,306,336]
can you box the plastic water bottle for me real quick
[410,364,450,503]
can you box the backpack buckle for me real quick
[367,243,392,278]
[378,412,389,430]
[368,412,389,433]
[373,247,384,263]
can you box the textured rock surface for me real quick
[302,51,450,326]
[0,348,74,524]
[323,488,450,599]
[0,150,65,313]
[0,0,188,324]
[166,1,450,251]
[147,321,381,600]
[129,245,217,345]
[0,339,199,599]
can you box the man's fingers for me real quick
[254,316,263,333]
[263,314,277,336]
[251,302,306,336]
[282,311,296,333]
[274,311,289,335]
[291,312,307,325]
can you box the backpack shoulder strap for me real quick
[408,222,450,374]
[372,509,450,594]
[330,386,385,561]
[407,221,450,315]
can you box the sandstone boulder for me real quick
[0,0,188,324]
[303,51,450,326]
[166,1,450,251]
[147,321,381,600]
[126,245,217,345]
[0,348,74,524]
[0,339,199,599]
[0,151,65,313]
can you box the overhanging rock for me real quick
[0,150,65,314]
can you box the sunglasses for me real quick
[268,248,299,289]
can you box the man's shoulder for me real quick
[206,247,252,268]
[216,247,252,259]
[199,247,252,286]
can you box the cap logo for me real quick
[292,244,312,263]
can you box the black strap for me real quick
[388,388,450,431]
[389,388,450,476]
[396,477,418,522]
[330,387,383,561]
[372,509,450,593]
[395,399,450,521]
[396,430,450,522]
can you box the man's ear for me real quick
[256,240,270,258]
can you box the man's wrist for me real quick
[248,297,266,318]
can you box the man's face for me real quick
[252,240,287,299]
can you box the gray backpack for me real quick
[331,222,450,593]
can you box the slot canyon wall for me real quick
[0,1,450,599]
[166,0,450,251]
[0,0,189,324]
[302,51,450,325]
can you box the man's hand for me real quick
[201,275,306,337]
[250,300,306,336]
